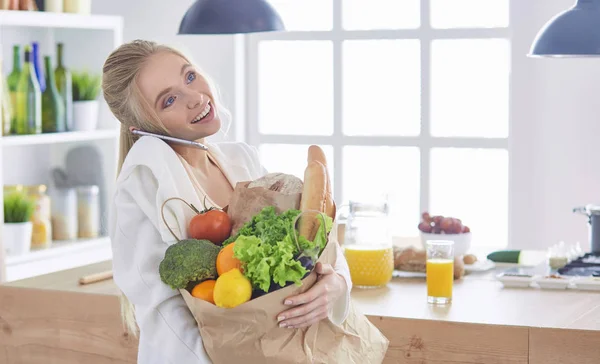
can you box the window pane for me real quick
[430,0,509,29]
[258,41,333,135]
[343,0,420,30]
[430,148,508,248]
[343,40,421,136]
[343,146,420,237]
[269,0,332,31]
[431,39,509,138]
[259,144,335,191]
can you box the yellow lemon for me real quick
[213,268,252,308]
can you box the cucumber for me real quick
[487,250,521,263]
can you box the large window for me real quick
[246,0,510,248]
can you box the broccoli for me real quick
[159,239,221,290]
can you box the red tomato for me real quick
[189,209,232,245]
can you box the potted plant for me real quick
[3,191,35,256]
[72,70,101,131]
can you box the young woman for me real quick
[104,40,352,363]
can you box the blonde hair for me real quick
[102,40,228,336]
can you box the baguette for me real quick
[299,160,328,241]
[307,145,335,220]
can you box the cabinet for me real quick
[0,10,123,282]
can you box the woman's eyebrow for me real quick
[154,64,192,106]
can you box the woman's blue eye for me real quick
[164,96,175,108]
[187,72,196,83]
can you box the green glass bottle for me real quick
[15,45,41,135]
[42,56,65,133]
[7,45,21,134]
[54,43,72,130]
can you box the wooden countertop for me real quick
[5,260,600,332]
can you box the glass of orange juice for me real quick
[426,240,454,305]
[343,201,394,288]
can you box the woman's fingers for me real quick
[283,263,335,305]
[279,304,328,328]
[315,262,334,275]
[283,280,325,306]
[278,290,326,321]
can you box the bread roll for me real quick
[299,161,328,241]
[307,145,335,220]
[393,246,465,280]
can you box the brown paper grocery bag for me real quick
[180,239,389,364]
[227,181,302,235]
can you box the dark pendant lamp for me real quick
[179,0,285,35]
[529,0,600,57]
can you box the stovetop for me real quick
[558,253,600,276]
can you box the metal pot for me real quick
[573,204,600,253]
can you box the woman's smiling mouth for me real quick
[191,102,213,124]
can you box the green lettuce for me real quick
[231,206,333,293]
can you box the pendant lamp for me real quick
[179,0,285,35]
[529,0,600,57]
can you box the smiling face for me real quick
[136,51,221,141]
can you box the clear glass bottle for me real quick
[343,201,394,288]
[50,187,78,241]
[26,184,52,249]
[15,45,41,135]
[77,185,100,239]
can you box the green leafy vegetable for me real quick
[231,206,333,293]
[4,191,35,223]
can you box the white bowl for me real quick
[496,273,535,288]
[534,276,572,290]
[420,232,472,256]
[573,277,600,291]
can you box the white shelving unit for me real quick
[0,10,123,282]
[1,128,119,146]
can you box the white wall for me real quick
[91,0,241,142]
[510,0,600,251]
[92,0,600,252]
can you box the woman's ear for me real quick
[129,126,136,133]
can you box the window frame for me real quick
[244,0,511,241]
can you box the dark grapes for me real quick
[418,211,470,235]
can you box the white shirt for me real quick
[109,136,352,364]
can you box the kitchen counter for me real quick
[1,260,599,364]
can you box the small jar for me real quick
[63,0,91,14]
[26,184,52,249]
[50,187,78,241]
[77,185,99,239]
[4,184,24,196]
[44,0,63,12]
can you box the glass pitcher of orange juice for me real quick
[343,201,394,288]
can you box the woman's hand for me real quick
[276,262,347,329]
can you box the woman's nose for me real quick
[186,92,204,109]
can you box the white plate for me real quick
[534,276,572,290]
[496,273,535,288]
[573,277,600,291]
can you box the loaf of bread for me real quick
[307,145,335,220]
[298,160,328,241]
[393,246,465,280]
